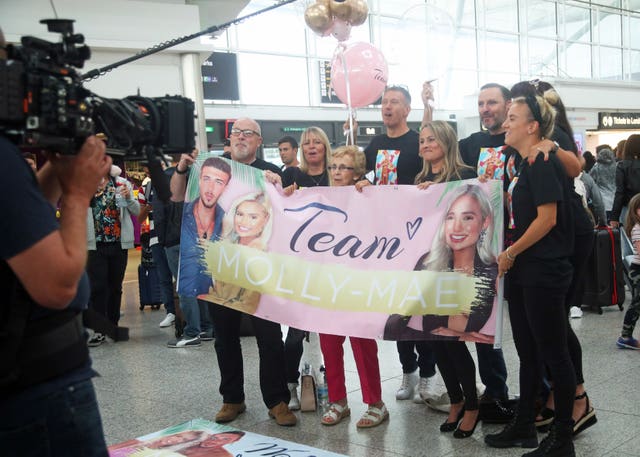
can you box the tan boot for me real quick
[215,402,246,423]
[268,401,297,426]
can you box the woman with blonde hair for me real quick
[281,126,332,190]
[485,94,576,456]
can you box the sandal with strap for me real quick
[573,391,597,436]
[321,402,350,426]
[356,403,389,429]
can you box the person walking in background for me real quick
[86,164,140,346]
[589,147,617,221]
[617,194,640,350]
[611,134,640,229]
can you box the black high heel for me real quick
[573,391,597,436]
[453,410,479,439]
[440,407,465,433]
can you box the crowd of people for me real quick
[3,16,637,453]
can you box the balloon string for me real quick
[340,45,355,146]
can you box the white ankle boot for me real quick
[288,383,300,411]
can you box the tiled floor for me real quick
[93,249,640,456]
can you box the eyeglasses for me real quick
[230,128,260,138]
[328,165,354,172]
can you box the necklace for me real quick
[308,170,327,186]
[195,201,215,239]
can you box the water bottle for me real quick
[115,182,127,208]
[317,365,329,411]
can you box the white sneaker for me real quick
[570,306,583,319]
[288,383,300,411]
[396,369,418,400]
[413,375,440,404]
[159,313,175,328]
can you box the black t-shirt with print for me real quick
[458,131,511,175]
[365,129,421,185]
[511,153,574,288]
[282,167,329,188]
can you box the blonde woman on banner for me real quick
[202,191,272,315]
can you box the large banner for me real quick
[108,419,346,456]
[177,155,504,344]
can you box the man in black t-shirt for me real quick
[364,86,423,185]
[459,83,513,181]
[457,83,513,415]
[363,86,441,405]
[184,117,294,426]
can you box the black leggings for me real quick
[561,231,593,385]
[509,283,576,427]
[433,341,478,410]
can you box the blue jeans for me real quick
[0,379,108,457]
[165,245,212,338]
[476,343,509,400]
[396,340,436,378]
[150,243,175,315]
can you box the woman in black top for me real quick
[511,80,597,437]
[485,94,576,457]
[281,127,331,190]
[386,121,488,438]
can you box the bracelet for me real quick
[175,166,189,175]
[505,247,516,262]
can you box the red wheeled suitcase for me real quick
[582,226,625,314]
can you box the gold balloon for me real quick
[348,0,368,26]
[316,0,331,7]
[305,3,334,36]
[329,0,352,22]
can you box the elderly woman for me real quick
[319,145,389,429]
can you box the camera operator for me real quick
[0,26,111,457]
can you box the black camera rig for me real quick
[0,19,195,159]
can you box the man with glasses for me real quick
[228,118,282,174]
[204,117,295,426]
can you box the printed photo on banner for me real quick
[176,155,504,344]
[108,418,346,456]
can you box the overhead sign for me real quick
[598,112,640,130]
[202,52,240,101]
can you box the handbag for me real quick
[299,364,317,412]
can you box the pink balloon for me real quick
[331,18,352,42]
[330,42,388,108]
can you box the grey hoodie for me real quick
[589,148,616,211]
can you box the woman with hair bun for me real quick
[510,81,597,437]
[484,94,577,457]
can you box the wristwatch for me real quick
[550,141,560,153]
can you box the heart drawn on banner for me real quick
[406,217,422,240]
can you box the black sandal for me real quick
[535,407,554,432]
[573,391,597,436]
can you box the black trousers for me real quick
[284,327,307,384]
[433,340,478,410]
[87,243,128,326]
[562,231,593,385]
[208,303,290,409]
[508,283,576,427]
